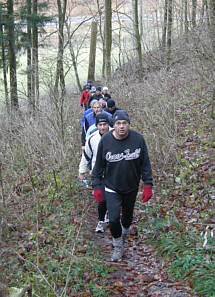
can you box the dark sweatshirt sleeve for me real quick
[142,138,153,186]
[91,140,105,189]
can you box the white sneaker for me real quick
[104,211,109,224]
[95,221,104,233]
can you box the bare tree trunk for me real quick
[7,0,18,110]
[69,44,82,92]
[88,21,97,82]
[54,0,67,96]
[96,0,105,78]
[184,0,189,34]
[132,0,143,79]
[26,0,32,108]
[32,0,39,110]
[162,0,168,48]
[209,0,215,51]
[167,0,173,69]
[105,0,112,82]
[139,0,143,41]
[192,0,197,27]
[0,22,9,112]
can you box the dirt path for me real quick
[83,193,196,297]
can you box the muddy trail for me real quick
[82,192,196,297]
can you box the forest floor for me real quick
[82,193,195,297]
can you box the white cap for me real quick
[102,86,108,91]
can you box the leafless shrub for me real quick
[111,25,215,182]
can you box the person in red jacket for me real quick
[80,86,90,110]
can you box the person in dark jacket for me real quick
[83,80,93,91]
[104,99,120,115]
[87,87,103,108]
[91,110,153,262]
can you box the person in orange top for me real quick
[80,85,90,110]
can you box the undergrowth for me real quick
[138,206,215,297]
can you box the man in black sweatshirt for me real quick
[91,110,153,262]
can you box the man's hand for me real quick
[93,189,102,202]
[79,174,85,182]
[142,185,152,203]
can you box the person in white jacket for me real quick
[79,113,110,232]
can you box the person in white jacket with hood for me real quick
[79,113,110,232]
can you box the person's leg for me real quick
[105,191,122,238]
[105,191,123,261]
[121,190,137,242]
[96,180,107,233]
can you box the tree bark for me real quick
[162,0,168,48]
[192,0,197,27]
[7,0,18,110]
[209,0,215,51]
[133,0,143,79]
[105,0,112,82]
[54,0,67,96]
[184,0,189,34]
[26,0,32,107]
[167,0,173,69]
[0,20,9,112]
[88,21,97,82]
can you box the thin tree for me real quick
[0,4,9,112]
[192,0,197,27]
[7,0,18,110]
[88,21,97,82]
[26,0,32,107]
[209,0,215,51]
[184,0,189,34]
[32,0,39,108]
[167,0,173,69]
[132,0,143,79]
[54,0,67,96]
[162,0,168,48]
[105,0,112,81]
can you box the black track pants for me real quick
[98,181,107,221]
[105,190,137,238]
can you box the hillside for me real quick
[0,24,215,296]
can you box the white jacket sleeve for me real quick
[78,136,93,174]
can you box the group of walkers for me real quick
[78,80,153,262]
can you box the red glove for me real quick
[142,185,152,203]
[93,189,102,202]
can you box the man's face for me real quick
[96,90,101,96]
[92,103,102,115]
[103,90,107,94]
[114,120,129,138]
[97,122,109,135]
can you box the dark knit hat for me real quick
[96,86,101,91]
[113,110,130,124]
[107,99,115,108]
[96,113,109,125]
[87,80,92,83]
